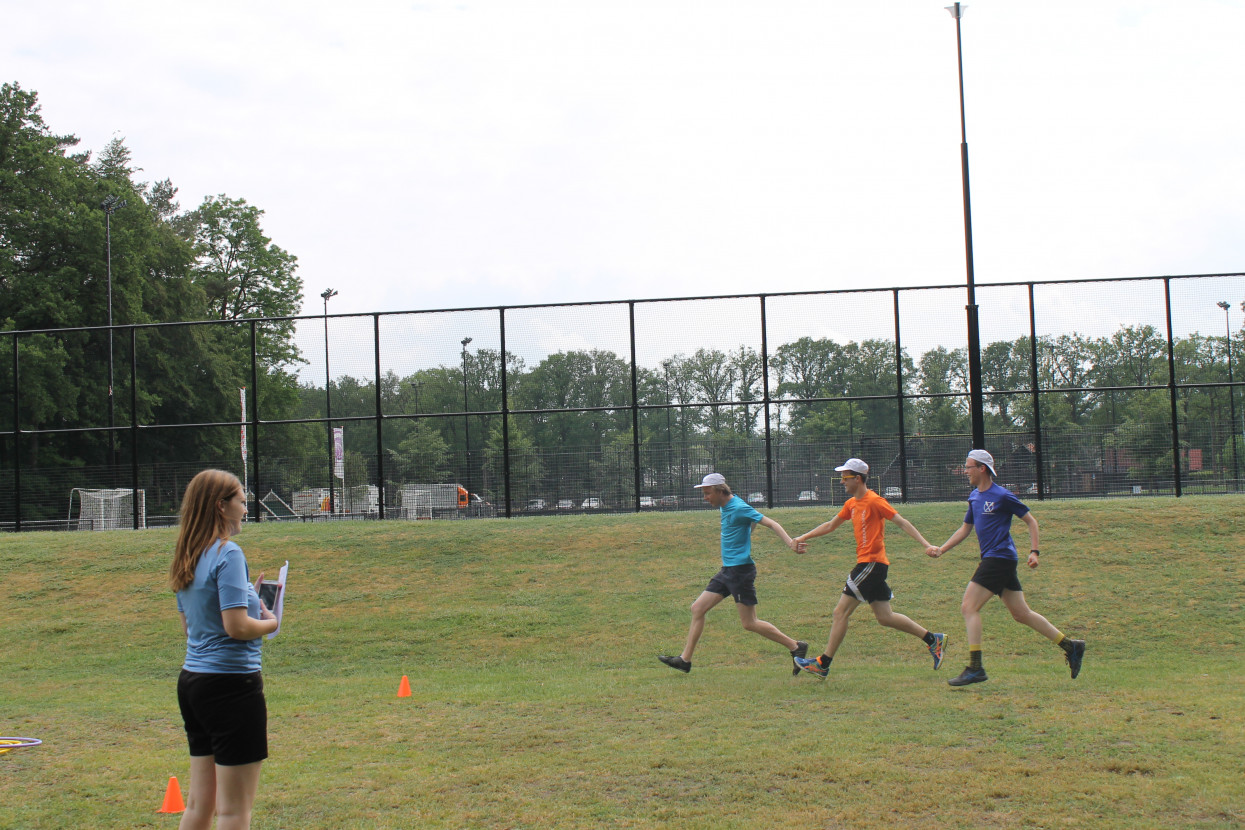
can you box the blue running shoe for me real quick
[947,666,987,686]
[929,633,947,670]
[1065,639,1085,679]
[794,656,828,679]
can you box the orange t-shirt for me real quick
[836,489,897,564]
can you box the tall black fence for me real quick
[3,272,1243,530]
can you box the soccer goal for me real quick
[399,486,433,520]
[68,488,146,531]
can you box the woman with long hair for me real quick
[170,470,278,830]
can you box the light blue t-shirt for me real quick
[964,483,1030,561]
[176,539,264,673]
[719,495,765,566]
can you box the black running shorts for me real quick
[970,557,1024,595]
[842,561,893,604]
[177,669,268,766]
[705,563,759,606]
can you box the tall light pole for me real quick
[102,194,127,479]
[461,337,473,507]
[1219,301,1239,486]
[322,288,338,515]
[946,2,986,448]
[410,380,421,413]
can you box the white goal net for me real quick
[69,488,147,531]
[399,486,433,520]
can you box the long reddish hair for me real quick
[170,469,242,592]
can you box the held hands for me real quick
[925,545,943,558]
[788,537,808,554]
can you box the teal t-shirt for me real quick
[176,539,264,673]
[719,495,764,566]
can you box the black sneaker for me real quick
[658,655,691,673]
[947,666,988,687]
[791,641,809,676]
[1065,639,1086,679]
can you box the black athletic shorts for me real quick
[970,557,1024,595]
[178,669,268,766]
[842,561,893,603]
[705,563,759,606]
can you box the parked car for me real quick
[639,496,657,509]
[797,490,819,502]
[883,487,902,499]
[556,499,575,510]
[581,497,603,510]
[525,498,548,512]
[659,495,680,509]
[746,492,766,504]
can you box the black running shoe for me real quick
[947,666,988,687]
[1065,639,1086,679]
[791,641,809,676]
[658,655,691,673]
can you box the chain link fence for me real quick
[3,273,1243,530]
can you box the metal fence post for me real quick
[373,314,385,519]
[500,307,512,518]
[1027,284,1046,499]
[1163,277,1183,496]
[249,321,260,520]
[12,333,20,532]
[629,301,641,512]
[130,326,140,529]
[760,295,774,506]
[893,289,908,499]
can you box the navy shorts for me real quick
[705,563,759,606]
[177,669,268,766]
[970,557,1024,595]
[842,562,893,604]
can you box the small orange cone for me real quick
[397,675,412,697]
[157,776,185,813]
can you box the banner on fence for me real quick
[333,427,344,480]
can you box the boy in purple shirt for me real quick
[929,450,1085,686]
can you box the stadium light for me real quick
[461,337,473,508]
[945,2,986,447]
[1218,301,1239,486]
[101,194,127,480]
[322,288,338,515]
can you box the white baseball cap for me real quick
[834,458,869,475]
[693,473,727,488]
[966,449,996,477]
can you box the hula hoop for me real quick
[0,737,42,755]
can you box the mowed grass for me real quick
[1,497,1242,829]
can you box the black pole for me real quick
[628,302,642,512]
[102,196,126,483]
[760,295,774,507]
[249,320,260,520]
[322,289,336,515]
[1028,284,1046,499]
[893,290,908,500]
[130,326,140,528]
[461,337,473,508]
[500,309,512,518]
[1163,278,1182,496]
[12,334,20,532]
[1219,302,1240,487]
[950,3,986,448]
[374,314,385,520]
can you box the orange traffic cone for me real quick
[157,776,185,813]
[397,675,412,697]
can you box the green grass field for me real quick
[1,497,1242,829]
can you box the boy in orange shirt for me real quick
[793,458,946,679]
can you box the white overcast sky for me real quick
[5,0,1243,330]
